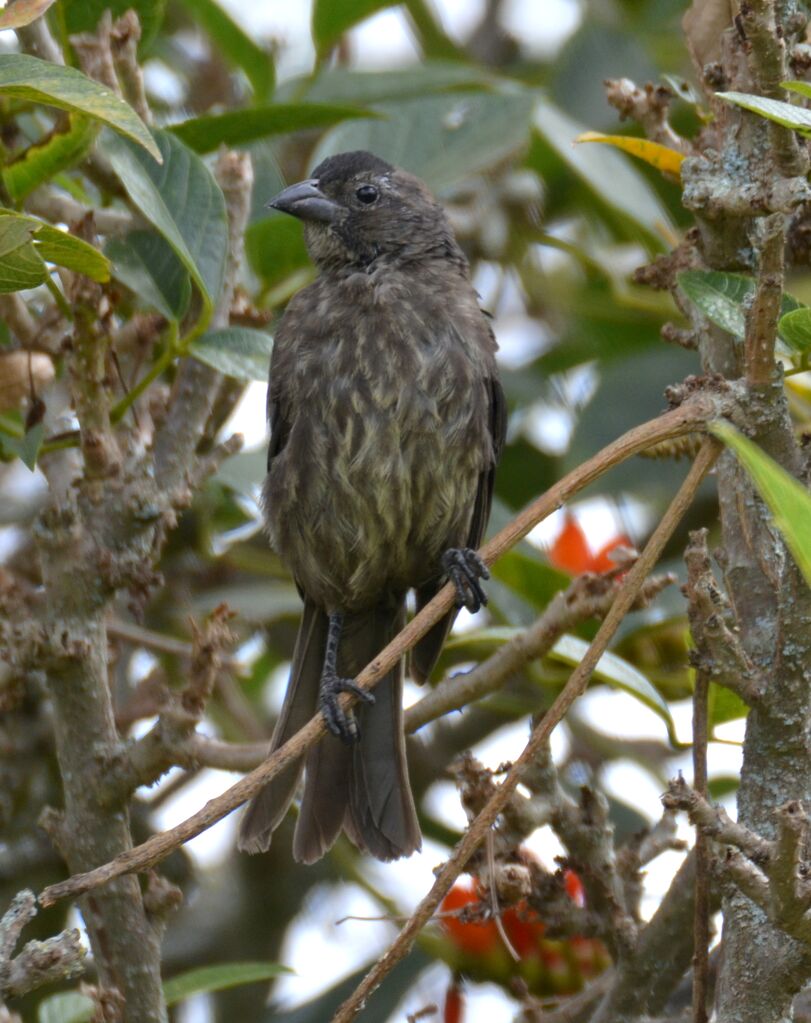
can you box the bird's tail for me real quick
[238,598,421,863]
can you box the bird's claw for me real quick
[319,672,375,744]
[442,547,490,613]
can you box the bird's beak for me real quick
[267,179,340,224]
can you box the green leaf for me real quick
[245,215,310,289]
[37,992,94,1023]
[106,231,191,320]
[709,682,748,729]
[58,0,165,51]
[280,63,496,105]
[3,421,45,469]
[783,80,811,101]
[550,633,678,741]
[0,218,48,292]
[0,210,110,282]
[106,129,227,318]
[190,327,273,381]
[0,216,36,258]
[712,422,811,589]
[777,307,811,353]
[3,113,96,202]
[717,90,811,136]
[533,98,674,244]
[0,0,58,30]
[177,0,273,99]
[33,224,110,282]
[312,0,396,55]
[312,90,536,193]
[0,54,160,160]
[163,961,290,1006]
[170,103,372,155]
[213,446,266,497]
[678,269,802,342]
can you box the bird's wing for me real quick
[410,371,506,685]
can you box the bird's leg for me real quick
[441,548,490,613]
[320,611,375,744]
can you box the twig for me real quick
[738,0,808,177]
[745,213,785,389]
[37,399,718,909]
[665,779,811,944]
[686,532,711,1023]
[329,438,720,1023]
[604,77,689,152]
[110,12,151,124]
[0,891,85,1002]
[406,567,674,732]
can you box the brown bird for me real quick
[238,151,505,863]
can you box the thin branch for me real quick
[738,0,808,177]
[406,567,675,733]
[329,438,720,1023]
[37,398,719,910]
[663,776,772,865]
[110,11,151,124]
[0,891,85,1002]
[745,212,786,389]
[682,529,762,704]
[687,531,711,1023]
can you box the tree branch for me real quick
[37,398,720,911]
[328,438,720,1023]
[0,890,85,1003]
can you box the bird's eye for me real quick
[355,184,379,205]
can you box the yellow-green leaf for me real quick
[0,54,160,161]
[712,422,811,588]
[575,132,685,178]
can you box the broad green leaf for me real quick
[783,80,811,101]
[777,307,811,353]
[106,129,227,318]
[0,0,57,29]
[0,216,36,258]
[190,326,273,381]
[312,0,396,54]
[37,992,94,1023]
[2,421,44,469]
[0,219,47,292]
[280,63,496,105]
[3,113,96,202]
[33,223,110,282]
[58,0,165,51]
[170,103,372,155]
[0,211,109,282]
[163,961,290,1006]
[678,269,802,343]
[717,91,811,136]
[550,633,678,740]
[312,90,536,193]
[246,215,310,289]
[177,0,273,99]
[709,682,748,729]
[213,446,266,497]
[533,98,674,243]
[712,422,811,588]
[0,54,160,160]
[106,231,191,320]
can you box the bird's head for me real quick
[267,150,462,272]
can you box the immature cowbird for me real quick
[238,151,505,863]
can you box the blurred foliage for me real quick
[2,0,792,1019]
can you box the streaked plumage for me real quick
[238,151,505,863]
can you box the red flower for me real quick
[549,514,630,576]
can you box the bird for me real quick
[238,150,505,863]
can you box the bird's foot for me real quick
[319,672,375,744]
[442,547,490,613]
